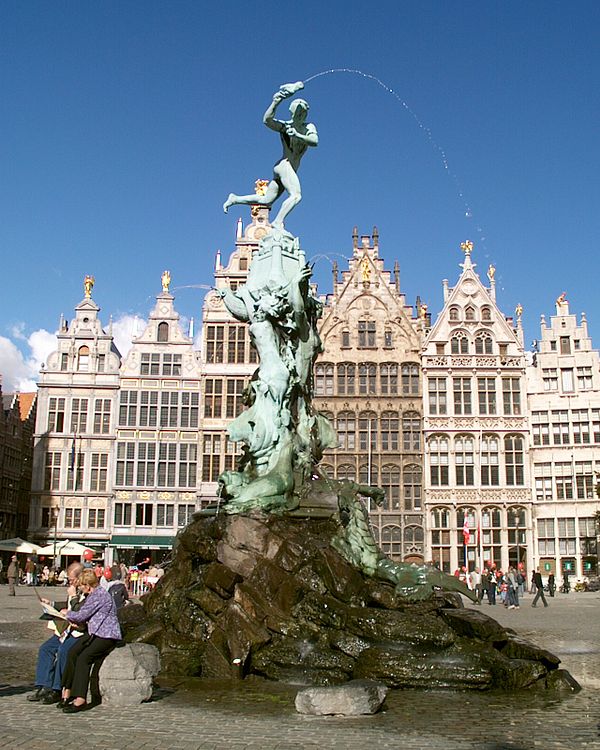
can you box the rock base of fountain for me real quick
[127,511,579,692]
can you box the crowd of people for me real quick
[453,564,562,608]
[1,555,165,597]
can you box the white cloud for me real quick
[0,326,57,392]
[111,314,146,358]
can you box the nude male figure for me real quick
[223,82,318,229]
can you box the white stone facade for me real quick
[527,297,600,581]
[422,247,532,574]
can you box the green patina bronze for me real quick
[218,80,472,602]
[224,81,318,230]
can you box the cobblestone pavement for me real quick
[1,585,600,749]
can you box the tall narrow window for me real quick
[404,464,422,510]
[478,377,496,415]
[428,377,447,415]
[44,452,62,490]
[401,363,419,395]
[380,363,398,395]
[450,333,469,354]
[455,435,475,486]
[402,412,421,451]
[77,346,89,371]
[204,379,223,419]
[48,398,66,432]
[358,363,377,395]
[380,411,399,451]
[504,435,524,485]
[337,363,356,395]
[358,320,376,348]
[93,399,111,434]
[337,412,356,450]
[453,377,472,415]
[157,322,169,342]
[481,435,499,486]
[429,435,449,486]
[205,325,225,363]
[502,378,521,415]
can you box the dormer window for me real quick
[157,322,169,342]
[77,346,89,371]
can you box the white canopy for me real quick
[36,539,95,557]
[0,537,41,554]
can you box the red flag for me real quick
[463,518,471,545]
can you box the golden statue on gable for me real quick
[460,239,474,256]
[162,270,171,293]
[487,264,496,282]
[361,256,371,282]
[254,179,270,197]
[83,275,95,299]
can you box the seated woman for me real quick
[60,569,122,713]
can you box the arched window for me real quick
[359,464,374,487]
[455,435,475,486]
[401,363,420,395]
[403,464,422,510]
[337,363,356,395]
[380,411,399,451]
[450,332,469,354]
[402,411,421,451]
[381,525,403,560]
[507,506,527,567]
[505,435,524,485]
[449,306,460,322]
[319,463,334,479]
[380,464,401,510]
[457,507,477,564]
[336,411,356,450]
[431,506,452,572]
[337,463,356,481]
[77,345,89,372]
[475,332,493,354]
[359,363,377,394]
[481,434,499,486]
[481,506,502,568]
[157,322,169,342]
[358,411,377,451]
[465,306,476,322]
[404,525,424,554]
[429,435,449,486]
[315,363,334,396]
[481,306,492,322]
[380,363,398,395]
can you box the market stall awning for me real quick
[0,537,41,554]
[109,535,175,549]
[36,539,95,557]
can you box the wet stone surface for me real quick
[1,586,600,749]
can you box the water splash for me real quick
[304,68,489,257]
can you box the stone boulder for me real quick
[99,643,161,705]
[295,679,388,715]
[130,511,579,693]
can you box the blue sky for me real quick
[2,1,600,389]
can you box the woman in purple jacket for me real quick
[60,569,122,713]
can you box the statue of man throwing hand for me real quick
[223,82,318,230]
